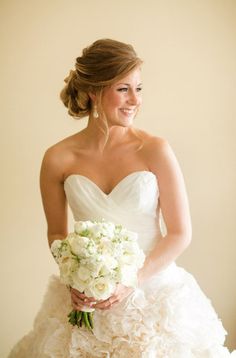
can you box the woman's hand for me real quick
[92,284,134,311]
[70,288,99,311]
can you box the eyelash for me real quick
[117,87,142,92]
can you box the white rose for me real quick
[50,239,63,261]
[71,269,92,292]
[60,243,72,258]
[118,252,135,265]
[123,240,138,253]
[71,278,87,293]
[59,257,78,283]
[101,222,115,238]
[120,240,145,268]
[74,220,94,234]
[76,265,91,281]
[51,239,62,252]
[89,223,103,238]
[67,232,76,245]
[74,221,88,234]
[85,277,116,300]
[100,255,118,271]
[112,242,124,258]
[52,240,72,264]
[98,263,117,278]
[69,235,90,256]
[98,237,113,253]
[84,239,97,255]
[82,259,103,278]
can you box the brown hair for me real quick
[60,39,142,118]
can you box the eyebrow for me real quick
[116,83,143,87]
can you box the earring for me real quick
[93,105,99,119]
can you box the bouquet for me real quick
[51,219,145,330]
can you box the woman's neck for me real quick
[82,116,132,152]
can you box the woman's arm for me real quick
[93,136,192,310]
[138,137,192,284]
[40,147,68,247]
[40,146,97,310]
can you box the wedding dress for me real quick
[9,171,236,357]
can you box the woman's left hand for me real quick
[92,284,134,310]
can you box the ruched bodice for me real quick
[64,171,162,254]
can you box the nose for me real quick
[128,90,141,106]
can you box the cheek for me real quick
[110,93,123,107]
[103,94,122,111]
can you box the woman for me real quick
[9,39,235,357]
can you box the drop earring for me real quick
[93,105,99,119]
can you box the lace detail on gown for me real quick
[9,171,236,357]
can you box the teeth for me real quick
[121,109,134,113]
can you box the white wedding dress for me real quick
[9,171,236,357]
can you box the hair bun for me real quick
[60,69,90,118]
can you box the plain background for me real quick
[1,0,235,356]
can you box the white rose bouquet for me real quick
[51,219,145,330]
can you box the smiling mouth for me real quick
[120,108,136,114]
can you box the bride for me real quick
[9,39,235,357]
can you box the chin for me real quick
[118,120,133,128]
[108,117,134,128]
[119,115,135,127]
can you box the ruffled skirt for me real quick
[8,263,236,357]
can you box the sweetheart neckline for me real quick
[64,170,156,196]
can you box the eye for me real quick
[117,87,128,92]
[136,87,142,92]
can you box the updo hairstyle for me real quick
[60,39,142,118]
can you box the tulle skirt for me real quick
[8,263,236,357]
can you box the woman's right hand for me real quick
[70,288,98,311]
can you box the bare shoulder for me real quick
[135,129,172,168]
[40,133,81,182]
[144,134,171,159]
[139,131,185,191]
[135,128,167,146]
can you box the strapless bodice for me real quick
[64,171,162,253]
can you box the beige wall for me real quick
[1,0,235,356]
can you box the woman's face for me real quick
[100,67,142,127]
